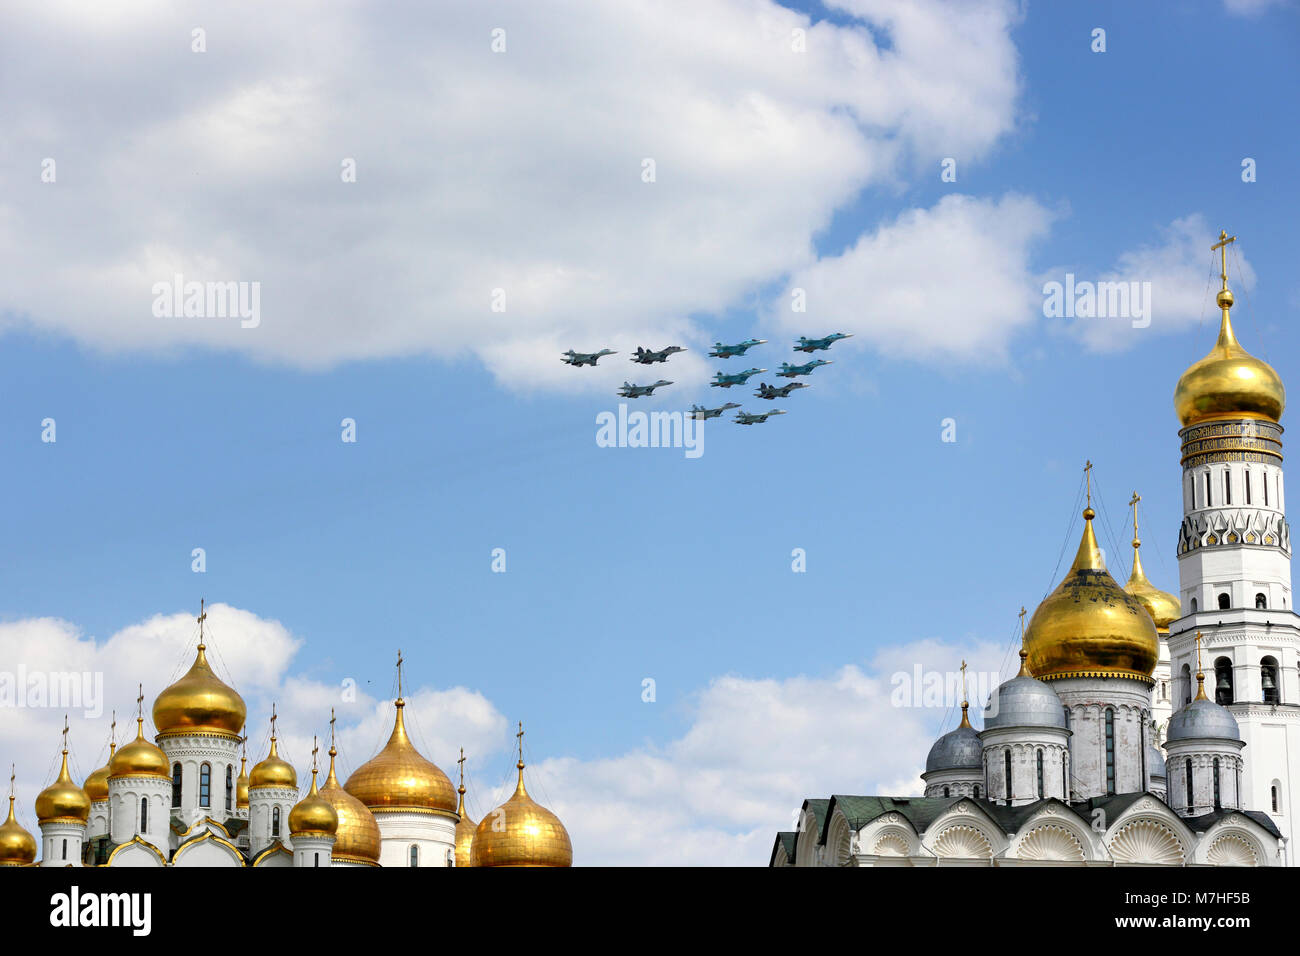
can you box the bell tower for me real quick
[1169,229,1300,857]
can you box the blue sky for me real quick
[1,0,1298,864]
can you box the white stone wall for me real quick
[39,820,86,866]
[293,833,335,867]
[979,728,1069,805]
[1164,742,1244,815]
[107,775,170,848]
[373,809,457,867]
[157,733,240,820]
[248,786,298,855]
[1051,677,1151,799]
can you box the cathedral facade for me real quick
[772,233,1296,867]
[0,633,572,868]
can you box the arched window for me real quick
[171,762,182,808]
[1256,592,1268,609]
[62,838,67,861]
[199,762,211,808]
[225,765,233,812]
[942,786,950,797]
[1261,656,1280,704]
[973,784,981,799]
[1272,784,1280,813]
[1181,663,1193,705]
[1185,758,1194,809]
[1104,709,1116,796]
[1190,597,1198,613]
[409,844,419,867]
[1213,758,1221,809]
[140,796,148,833]
[1004,750,1012,803]
[1214,657,1234,705]
[1245,469,1252,504]
[271,806,281,838]
[1205,472,1212,507]
[1218,592,1231,610]
[1225,469,1232,504]
[314,852,320,867]
[1036,750,1044,799]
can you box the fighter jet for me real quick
[754,381,808,400]
[688,402,741,420]
[562,348,617,366]
[710,368,766,388]
[708,339,766,359]
[776,359,832,378]
[793,333,853,353]
[734,409,787,425]
[630,345,687,364]
[618,380,673,398]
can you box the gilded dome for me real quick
[343,701,457,815]
[454,781,476,867]
[109,717,170,780]
[289,768,338,837]
[249,735,297,791]
[1024,506,1159,683]
[1126,541,1180,633]
[35,750,90,825]
[0,795,37,866]
[153,642,247,739]
[470,763,572,868]
[318,746,381,865]
[236,755,249,809]
[82,742,116,803]
[1174,288,1284,427]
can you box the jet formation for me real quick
[563,331,850,426]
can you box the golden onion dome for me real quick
[1126,539,1180,633]
[1024,505,1160,683]
[1174,287,1284,427]
[249,735,297,791]
[0,794,37,866]
[109,717,170,780]
[343,700,457,815]
[318,745,381,865]
[35,749,91,825]
[454,780,476,868]
[236,755,249,809]
[470,761,572,868]
[82,741,116,803]
[153,642,247,739]
[289,768,338,838]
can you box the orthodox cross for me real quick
[516,721,525,766]
[197,598,207,646]
[458,747,467,788]
[109,711,116,750]
[1018,606,1027,638]
[270,703,278,740]
[1083,460,1093,509]
[8,765,13,799]
[61,715,69,754]
[1212,229,1237,291]
[959,660,968,705]
[1129,491,1141,540]
[136,683,144,719]
[396,649,404,701]
[329,708,336,748]
[311,736,319,773]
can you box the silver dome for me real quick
[1147,744,1166,778]
[925,722,983,773]
[983,675,1066,730]
[1166,698,1240,742]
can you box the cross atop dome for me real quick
[1212,229,1237,293]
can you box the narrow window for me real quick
[1213,758,1221,809]
[1225,469,1232,504]
[1190,597,1198,613]
[409,844,419,867]
[1218,592,1230,610]
[1004,750,1012,803]
[1037,750,1044,799]
[1245,470,1252,504]
[199,762,211,808]
[1215,658,1234,705]
[1104,709,1116,795]
[1063,759,1068,799]
[1264,473,1269,506]
[225,765,233,812]
[62,838,67,860]
[1185,758,1194,808]
[1256,592,1268,610]
[171,762,182,808]
[140,796,148,832]
[314,852,320,867]
[272,805,281,838]
[1272,785,1279,813]
[1205,472,1212,507]
[942,786,950,797]
[973,784,980,799]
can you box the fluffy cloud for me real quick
[767,193,1057,364]
[0,0,1023,388]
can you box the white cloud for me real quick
[0,0,1024,389]
[1047,214,1257,353]
[1222,0,1289,16]
[766,193,1057,364]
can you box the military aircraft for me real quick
[754,381,808,400]
[708,339,766,358]
[734,409,787,425]
[710,368,766,388]
[561,348,617,366]
[618,380,673,398]
[776,359,832,378]
[688,402,741,420]
[630,345,687,364]
[793,333,853,353]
